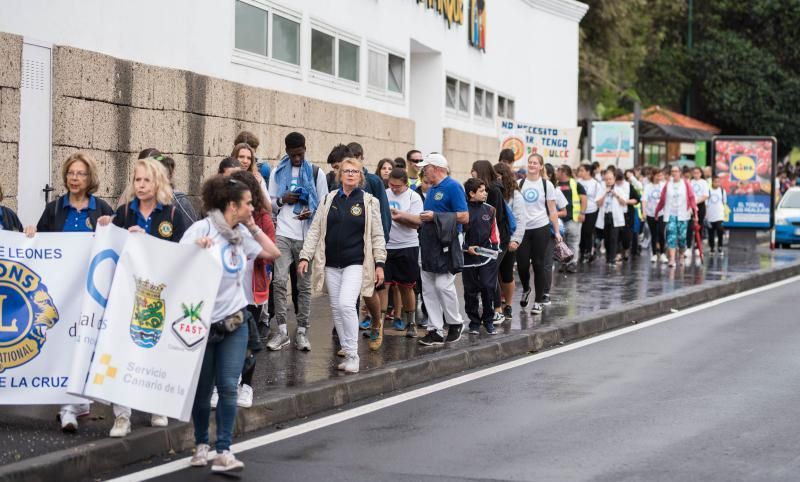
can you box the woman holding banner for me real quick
[23,151,114,432]
[181,175,280,473]
[97,156,190,436]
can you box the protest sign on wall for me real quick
[591,121,635,170]
[81,231,221,421]
[499,119,581,168]
[0,231,93,404]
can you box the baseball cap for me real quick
[417,153,448,169]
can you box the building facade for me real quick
[0,0,587,224]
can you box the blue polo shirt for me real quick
[63,195,97,232]
[130,198,164,233]
[423,176,467,232]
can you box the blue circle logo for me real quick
[649,190,661,201]
[692,183,702,194]
[389,201,401,210]
[709,193,721,204]
[523,188,539,203]
[220,245,244,274]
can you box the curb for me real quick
[3,260,800,482]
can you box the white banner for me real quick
[499,119,582,168]
[81,231,221,421]
[0,231,93,404]
[67,224,130,396]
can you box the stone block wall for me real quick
[44,43,415,207]
[442,127,499,181]
[0,33,21,210]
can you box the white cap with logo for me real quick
[416,153,448,169]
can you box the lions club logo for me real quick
[130,277,166,349]
[434,192,444,201]
[0,260,59,373]
[523,188,539,203]
[157,221,173,238]
[350,204,363,216]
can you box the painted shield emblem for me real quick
[130,277,166,349]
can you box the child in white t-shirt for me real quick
[706,176,727,255]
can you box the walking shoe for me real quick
[468,325,480,335]
[405,321,418,338]
[492,311,505,323]
[418,330,445,346]
[190,444,211,467]
[417,317,429,328]
[211,450,245,473]
[210,387,218,409]
[659,253,669,264]
[109,415,131,438]
[237,384,253,408]
[503,305,513,319]
[520,287,532,307]
[393,318,406,330]
[60,411,78,433]
[337,354,360,373]
[650,254,658,263]
[266,331,290,351]
[368,318,384,351]
[295,330,311,351]
[530,302,543,315]
[336,348,346,357]
[566,264,578,274]
[359,317,372,330]
[150,414,168,427]
[542,293,551,305]
[694,248,700,257]
[485,324,497,335]
[446,324,463,343]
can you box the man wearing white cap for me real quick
[416,153,468,345]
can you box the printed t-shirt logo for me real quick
[130,277,166,349]
[158,221,173,238]
[709,193,721,204]
[389,201,401,210]
[0,260,59,373]
[649,189,661,201]
[523,188,539,203]
[350,204,363,216]
[692,182,702,194]
[221,245,244,274]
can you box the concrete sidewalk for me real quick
[2,247,800,481]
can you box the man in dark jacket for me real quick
[416,153,468,347]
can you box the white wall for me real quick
[0,0,586,137]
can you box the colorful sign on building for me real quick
[499,120,582,168]
[468,0,486,51]
[416,0,464,27]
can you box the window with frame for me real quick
[475,87,495,119]
[446,76,470,114]
[368,48,405,96]
[498,95,515,119]
[234,1,300,67]
[311,26,360,83]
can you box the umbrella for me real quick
[693,217,704,262]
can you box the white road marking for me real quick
[106,274,800,482]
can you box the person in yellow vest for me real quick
[556,165,587,273]
[405,149,423,188]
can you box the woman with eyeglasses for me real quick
[654,165,698,268]
[182,175,280,473]
[297,157,386,373]
[23,151,114,433]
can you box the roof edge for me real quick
[521,0,589,23]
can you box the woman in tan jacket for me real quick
[298,157,386,373]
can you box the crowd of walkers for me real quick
[0,131,734,473]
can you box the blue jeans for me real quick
[192,320,248,452]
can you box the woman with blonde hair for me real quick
[97,156,191,436]
[24,151,114,432]
[297,158,386,373]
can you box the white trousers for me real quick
[325,265,363,357]
[421,270,464,335]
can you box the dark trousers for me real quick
[517,225,550,303]
[646,216,665,255]
[463,261,499,329]
[580,211,598,256]
[604,214,620,263]
[241,305,263,386]
[709,221,724,250]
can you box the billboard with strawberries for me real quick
[711,136,776,229]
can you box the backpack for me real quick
[504,200,517,234]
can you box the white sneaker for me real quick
[237,384,253,408]
[694,249,700,257]
[684,250,691,259]
[650,254,657,263]
[659,253,669,264]
[210,387,218,409]
[151,414,168,427]
[211,450,245,473]
[190,444,210,467]
[109,415,131,438]
[60,411,78,433]
[337,354,359,373]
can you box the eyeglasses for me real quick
[408,159,422,164]
[67,171,89,178]
[342,169,360,175]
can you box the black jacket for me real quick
[1,205,23,232]
[112,201,190,242]
[36,195,114,232]
[419,212,463,274]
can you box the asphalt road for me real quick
[113,277,800,482]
